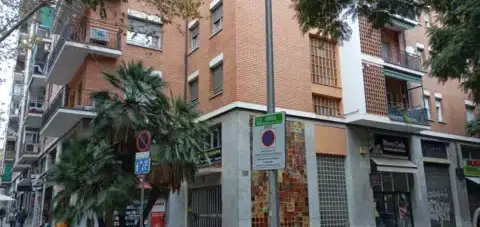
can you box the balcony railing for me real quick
[387,102,429,125]
[42,87,97,126]
[46,19,122,75]
[381,47,422,71]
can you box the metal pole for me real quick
[265,0,279,227]
[140,175,145,227]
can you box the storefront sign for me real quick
[198,148,221,166]
[421,140,448,159]
[464,160,480,177]
[372,134,409,156]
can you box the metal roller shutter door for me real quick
[424,163,455,227]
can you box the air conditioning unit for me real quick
[90,27,109,45]
[25,143,40,154]
[44,41,52,53]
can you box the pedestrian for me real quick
[16,209,27,227]
[8,209,16,227]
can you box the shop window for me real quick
[422,140,448,159]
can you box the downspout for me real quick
[183,19,189,101]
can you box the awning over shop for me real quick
[371,157,418,173]
[466,177,480,184]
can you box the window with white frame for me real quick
[190,23,199,50]
[211,3,223,34]
[466,105,475,122]
[127,16,162,50]
[189,79,199,104]
[211,63,223,94]
[424,95,431,120]
[205,124,221,150]
[435,98,443,122]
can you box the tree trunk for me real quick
[104,210,114,227]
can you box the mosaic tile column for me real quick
[251,119,310,227]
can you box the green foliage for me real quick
[466,117,480,136]
[52,61,209,224]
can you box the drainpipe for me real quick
[183,19,188,101]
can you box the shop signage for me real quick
[372,134,409,156]
[421,140,448,159]
[198,148,222,166]
[464,160,480,177]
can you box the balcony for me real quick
[381,47,422,72]
[6,128,17,141]
[14,72,23,81]
[28,63,46,91]
[9,108,19,120]
[41,87,97,137]
[25,100,44,128]
[17,142,41,164]
[3,150,15,162]
[46,19,122,84]
[387,102,429,125]
[388,8,418,30]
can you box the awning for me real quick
[384,68,422,84]
[467,177,480,184]
[371,157,418,173]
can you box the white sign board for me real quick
[253,112,286,170]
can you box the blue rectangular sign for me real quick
[135,158,151,175]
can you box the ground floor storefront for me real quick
[15,109,480,227]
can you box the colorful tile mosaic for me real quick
[250,118,309,227]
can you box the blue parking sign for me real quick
[135,158,151,175]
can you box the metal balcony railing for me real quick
[42,87,98,126]
[381,47,422,71]
[46,19,122,75]
[387,102,429,125]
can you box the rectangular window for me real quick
[313,95,341,117]
[211,64,223,94]
[205,125,222,150]
[189,79,199,105]
[435,98,443,122]
[190,24,199,50]
[466,105,475,122]
[211,4,223,34]
[127,17,162,50]
[310,36,338,86]
[417,48,426,69]
[424,95,431,120]
[13,82,22,95]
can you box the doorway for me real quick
[374,192,414,227]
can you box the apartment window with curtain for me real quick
[424,95,431,120]
[127,16,162,50]
[313,95,341,117]
[310,36,338,86]
[211,3,223,34]
[189,79,199,105]
[190,23,199,50]
[435,98,444,122]
[211,64,223,94]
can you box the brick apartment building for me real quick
[1,0,480,226]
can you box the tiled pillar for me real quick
[451,142,474,226]
[409,136,430,226]
[344,126,375,226]
[304,122,321,226]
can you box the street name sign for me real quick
[253,112,286,170]
[135,151,151,175]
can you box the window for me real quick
[424,95,431,120]
[205,125,221,150]
[435,98,443,122]
[127,16,162,50]
[466,105,475,122]
[190,23,199,50]
[189,79,199,105]
[211,64,223,94]
[313,95,341,117]
[310,36,338,86]
[13,82,22,95]
[423,12,430,28]
[417,48,426,69]
[211,3,223,34]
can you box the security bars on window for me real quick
[313,95,340,117]
[317,155,350,227]
[310,36,338,86]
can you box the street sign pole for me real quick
[265,0,279,226]
[140,174,145,227]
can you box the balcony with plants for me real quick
[45,18,122,84]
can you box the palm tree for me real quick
[52,61,209,226]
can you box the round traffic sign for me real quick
[261,129,275,147]
[136,130,151,152]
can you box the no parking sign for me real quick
[252,112,286,170]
